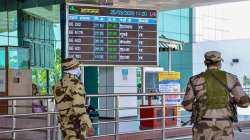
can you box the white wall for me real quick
[114,67,137,117]
[193,39,250,85]
[98,67,137,118]
[194,1,250,42]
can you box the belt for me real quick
[201,118,230,121]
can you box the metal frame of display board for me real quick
[65,3,159,67]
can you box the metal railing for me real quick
[0,93,199,140]
[1,91,250,140]
[244,88,250,96]
[0,96,57,140]
[1,89,250,140]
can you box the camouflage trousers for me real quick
[192,120,234,140]
[61,119,88,140]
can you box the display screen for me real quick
[66,5,157,66]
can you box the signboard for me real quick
[66,4,157,66]
[121,69,128,80]
[159,71,181,105]
[164,95,182,105]
[158,71,181,93]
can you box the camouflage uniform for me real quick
[54,58,92,140]
[182,51,250,140]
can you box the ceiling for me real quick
[0,0,249,33]
[0,5,60,33]
[23,5,60,23]
[67,0,250,10]
[112,0,249,10]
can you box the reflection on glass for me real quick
[165,14,181,33]
[0,10,18,45]
[180,17,190,35]
[8,47,30,69]
[180,9,190,17]
[8,11,18,37]
[0,48,5,69]
[0,11,8,36]
[0,36,8,46]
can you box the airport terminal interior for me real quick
[1,0,250,140]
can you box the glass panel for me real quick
[19,48,30,69]
[8,11,18,37]
[163,9,180,16]
[40,45,45,67]
[34,18,40,39]
[0,35,8,46]
[159,52,168,67]
[45,21,50,40]
[183,43,192,51]
[165,14,181,33]
[180,8,190,17]
[29,16,34,39]
[181,17,189,34]
[45,46,49,68]
[161,32,181,41]
[31,43,35,66]
[0,11,8,34]
[8,36,18,46]
[35,44,40,67]
[180,51,192,65]
[54,23,60,40]
[0,48,5,69]
[8,48,18,68]
[181,34,189,43]
[158,8,192,91]
[8,47,30,69]
[23,14,29,38]
[23,41,34,66]
[40,20,45,40]
[50,46,55,68]
[158,14,164,32]
[0,11,8,46]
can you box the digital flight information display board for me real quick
[66,4,157,66]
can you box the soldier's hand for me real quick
[87,127,95,137]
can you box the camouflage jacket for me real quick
[53,73,92,128]
[182,67,250,123]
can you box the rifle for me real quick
[87,105,99,122]
[181,120,191,126]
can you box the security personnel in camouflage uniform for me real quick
[182,51,250,140]
[53,58,92,140]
